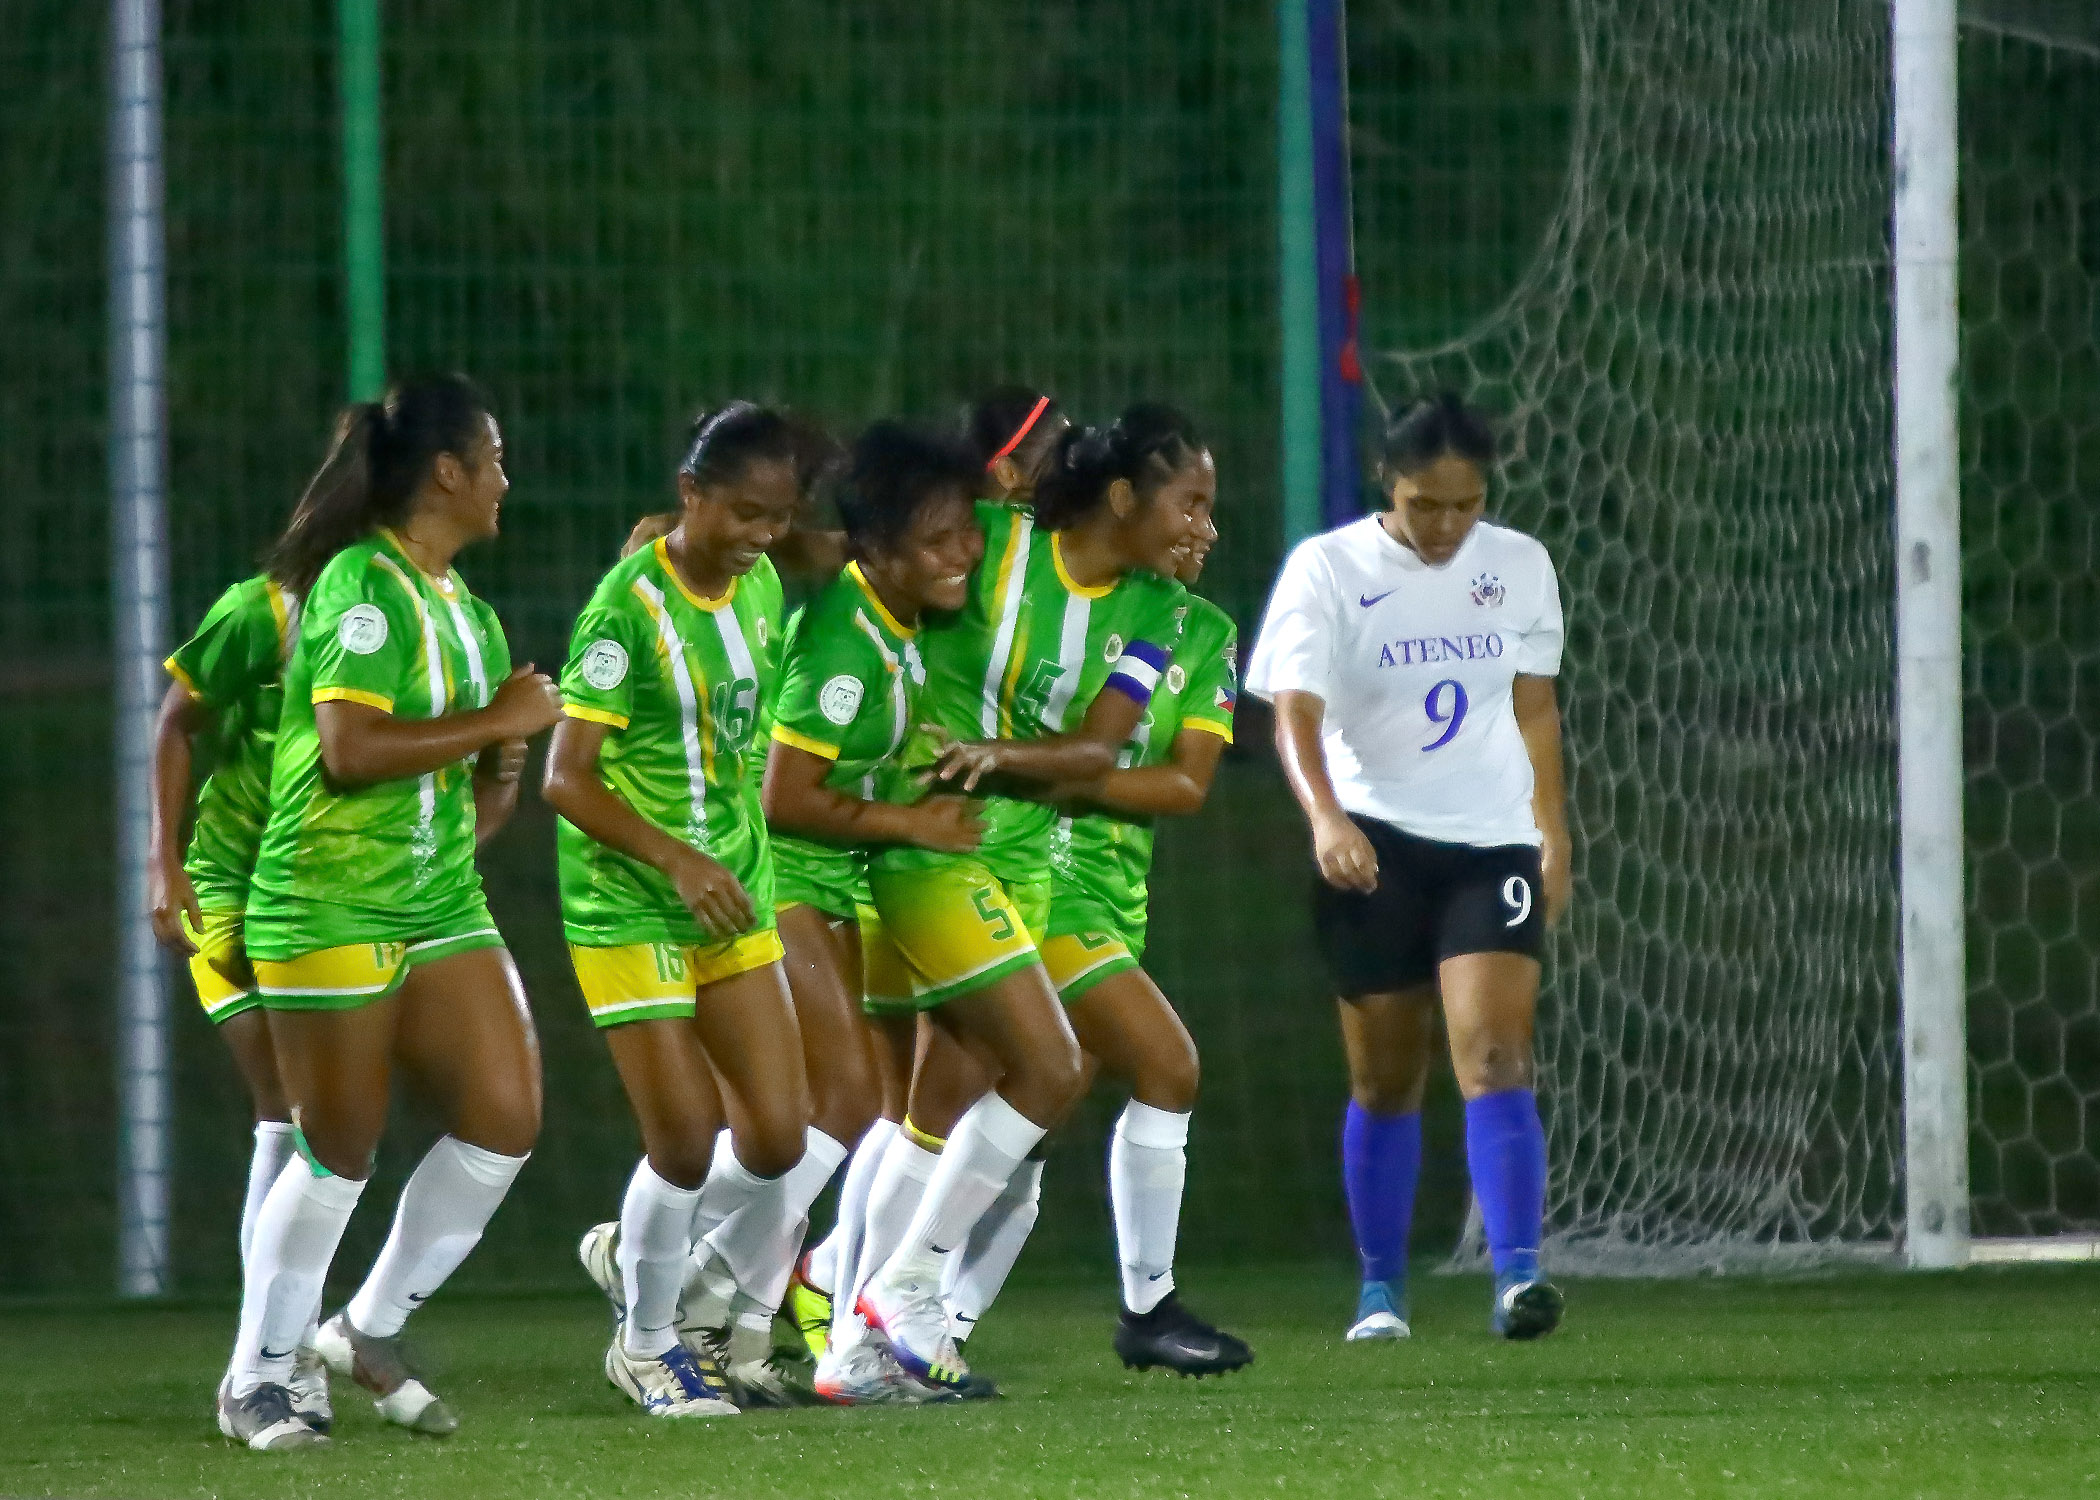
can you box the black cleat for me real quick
[1491,1278,1565,1340]
[1113,1293,1253,1377]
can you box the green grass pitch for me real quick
[2,1265,2094,1499]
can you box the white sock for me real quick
[230,1164,365,1395]
[343,1136,527,1338]
[680,1137,781,1326]
[687,1130,743,1243]
[616,1158,702,1359]
[944,1155,1043,1341]
[241,1122,298,1268]
[809,1117,896,1297]
[881,1093,1044,1288]
[834,1129,940,1350]
[704,1128,849,1315]
[1111,1101,1190,1314]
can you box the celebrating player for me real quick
[219,376,561,1450]
[844,404,1206,1394]
[939,453,1252,1376]
[759,421,990,1401]
[1246,393,1570,1343]
[547,404,833,1416]
[151,568,332,1429]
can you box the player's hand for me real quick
[148,860,203,956]
[1311,806,1379,893]
[1540,829,1572,926]
[921,725,1007,794]
[666,846,756,937]
[910,794,983,853]
[478,738,529,785]
[622,511,679,559]
[489,664,564,739]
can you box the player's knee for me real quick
[1137,1040,1200,1114]
[1350,1075,1424,1114]
[809,1050,879,1144]
[1012,1030,1087,1123]
[298,1118,381,1181]
[1456,1039,1534,1098]
[735,1109,808,1179]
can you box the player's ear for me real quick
[430,451,465,496]
[1107,476,1138,521]
[988,455,1022,496]
[1386,472,1416,510]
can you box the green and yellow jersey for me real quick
[874,500,1188,890]
[556,536,784,948]
[767,562,924,920]
[245,529,512,961]
[164,574,299,912]
[1049,594,1238,959]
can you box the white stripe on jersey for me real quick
[372,553,443,872]
[979,512,1035,737]
[1042,591,1091,730]
[632,577,709,842]
[853,609,912,761]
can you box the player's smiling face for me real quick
[1129,447,1217,577]
[883,485,983,615]
[679,455,801,579]
[1171,483,1219,584]
[428,413,509,542]
[1386,453,1486,566]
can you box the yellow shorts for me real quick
[862,862,1048,1013]
[1038,931,1141,1005]
[253,926,506,1011]
[184,908,259,1023]
[569,929,786,1028]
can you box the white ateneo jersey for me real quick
[1245,516,1563,848]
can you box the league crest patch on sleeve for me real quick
[337,603,389,655]
[580,638,629,690]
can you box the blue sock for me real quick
[1464,1088,1546,1284]
[1341,1103,1421,1290]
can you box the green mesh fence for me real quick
[2,2,2094,1297]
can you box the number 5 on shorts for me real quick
[972,886,1016,942]
[1502,875,1533,928]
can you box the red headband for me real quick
[986,396,1052,471]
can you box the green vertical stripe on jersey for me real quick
[246,530,512,959]
[1050,595,1239,958]
[877,501,1188,887]
[557,539,784,947]
[165,573,298,911]
[769,562,925,916]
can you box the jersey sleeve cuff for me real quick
[770,724,842,761]
[564,704,629,730]
[312,685,394,712]
[163,657,203,700]
[1180,716,1234,742]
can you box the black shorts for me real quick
[1311,814,1545,998]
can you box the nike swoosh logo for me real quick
[407,1292,429,1303]
[1359,591,1394,608]
[260,1346,295,1360]
[1147,1270,1170,1281]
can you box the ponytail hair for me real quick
[1033,402,1202,530]
[266,372,492,597]
[1379,391,1495,480]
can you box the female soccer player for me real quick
[938,478,1253,1377]
[758,421,991,1402]
[544,404,829,1418]
[1245,393,1570,1343]
[151,569,336,1429]
[220,376,562,1451]
[846,403,1208,1394]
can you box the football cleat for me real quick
[287,1348,333,1434]
[217,1380,329,1451]
[1114,1293,1254,1377]
[858,1273,996,1399]
[813,1337,954,1406]
[1491,1277,1564,1340]
[314,1311,458,1436]
[1344,1279,1412,1342]
[604,1334,739,1418]
[578,1220,625,1319]
[784,1253,833,1361]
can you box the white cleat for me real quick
[578,1220,625,1317]
[288,1348,333,1433]
[813,1337,951,1406]
[858,1271,979,1396]
[604,1334,739,1418]
[217,1380,329,1451]
[314,1311,459,1436]
[1344,1309,1413,1342]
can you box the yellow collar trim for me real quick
[654,535,737,611]
[846,561,916,639]
[1050,532,1115,599]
